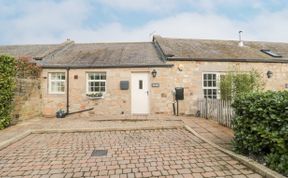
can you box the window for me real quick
[260,49,282,58]
[139,80,143,89]
[203,73,219,99]
[48,72,65,94]
[87,72,106,94]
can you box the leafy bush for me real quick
[0,55,16,129]
[232,91,288,176]
[16,57,41,78]
[220,70,263,100]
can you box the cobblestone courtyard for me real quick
[0,128,262,178]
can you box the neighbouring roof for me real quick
[153,35,288,63]
[0,44,62,59]
[0,41,171,68]
[40,42,170,68]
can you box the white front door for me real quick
[131,73,149,114]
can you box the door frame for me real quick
[131,72,150,115]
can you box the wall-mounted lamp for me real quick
[151,69,157,78]
[267,70,273,78]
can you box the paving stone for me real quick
[0,129,262,177]
[202,172,217,177]
[246,173,262,178]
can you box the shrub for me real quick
[16,57,41,78]
[232,91,288,176]
[220,70,263,100]
[0,55,16,129]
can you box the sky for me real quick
[0,0,288,45]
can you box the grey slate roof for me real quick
[154,35,288,62]
[1,36,288,67]
[0,41,171,68]
[40,42,170,68]
[0,44,61,59]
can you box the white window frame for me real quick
[48,72,65,94]
[86,72,107,94]
[202,72,221,99]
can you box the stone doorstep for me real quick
[0,125,285,178]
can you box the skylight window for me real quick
[260,49,282,58]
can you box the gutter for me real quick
[66,67,70,114]
[63,67,94,117]
[41,64,174,69]
[167,57,288,63]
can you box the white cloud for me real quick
[0,0,92,44]
[97,0,180,12]
[244,10,288,42]
[96,0,275,12]
[65,11,288,43]
[0,0,288,44]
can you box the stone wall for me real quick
[12,78,42,123]
[166,61,288,115]
[41,62,288,117]
[41,68,175,117]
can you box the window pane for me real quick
[208,74,212,80]
[51,82,57,92]
[139,80,143,89]
[208,89,212,95]
[51,74,57,80]
[212,81,216,87]
[101,74,106,80]
[60,86,64,92]
[212,74,216,80]
[89,74,94,80]
[204,81,207,87]
[204,74,207,80]
[208,81,212,87]
[57,74,62,80]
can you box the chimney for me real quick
[238,30,244,47]
[62,38,74,45]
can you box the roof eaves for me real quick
[167,57,288,63]
[40,64,174,69]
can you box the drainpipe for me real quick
[66,67,70,114]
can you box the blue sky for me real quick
[0,0,288,44]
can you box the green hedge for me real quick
[0,55,16,129]
[232,91,288,176]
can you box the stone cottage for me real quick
[1,36,288,117]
